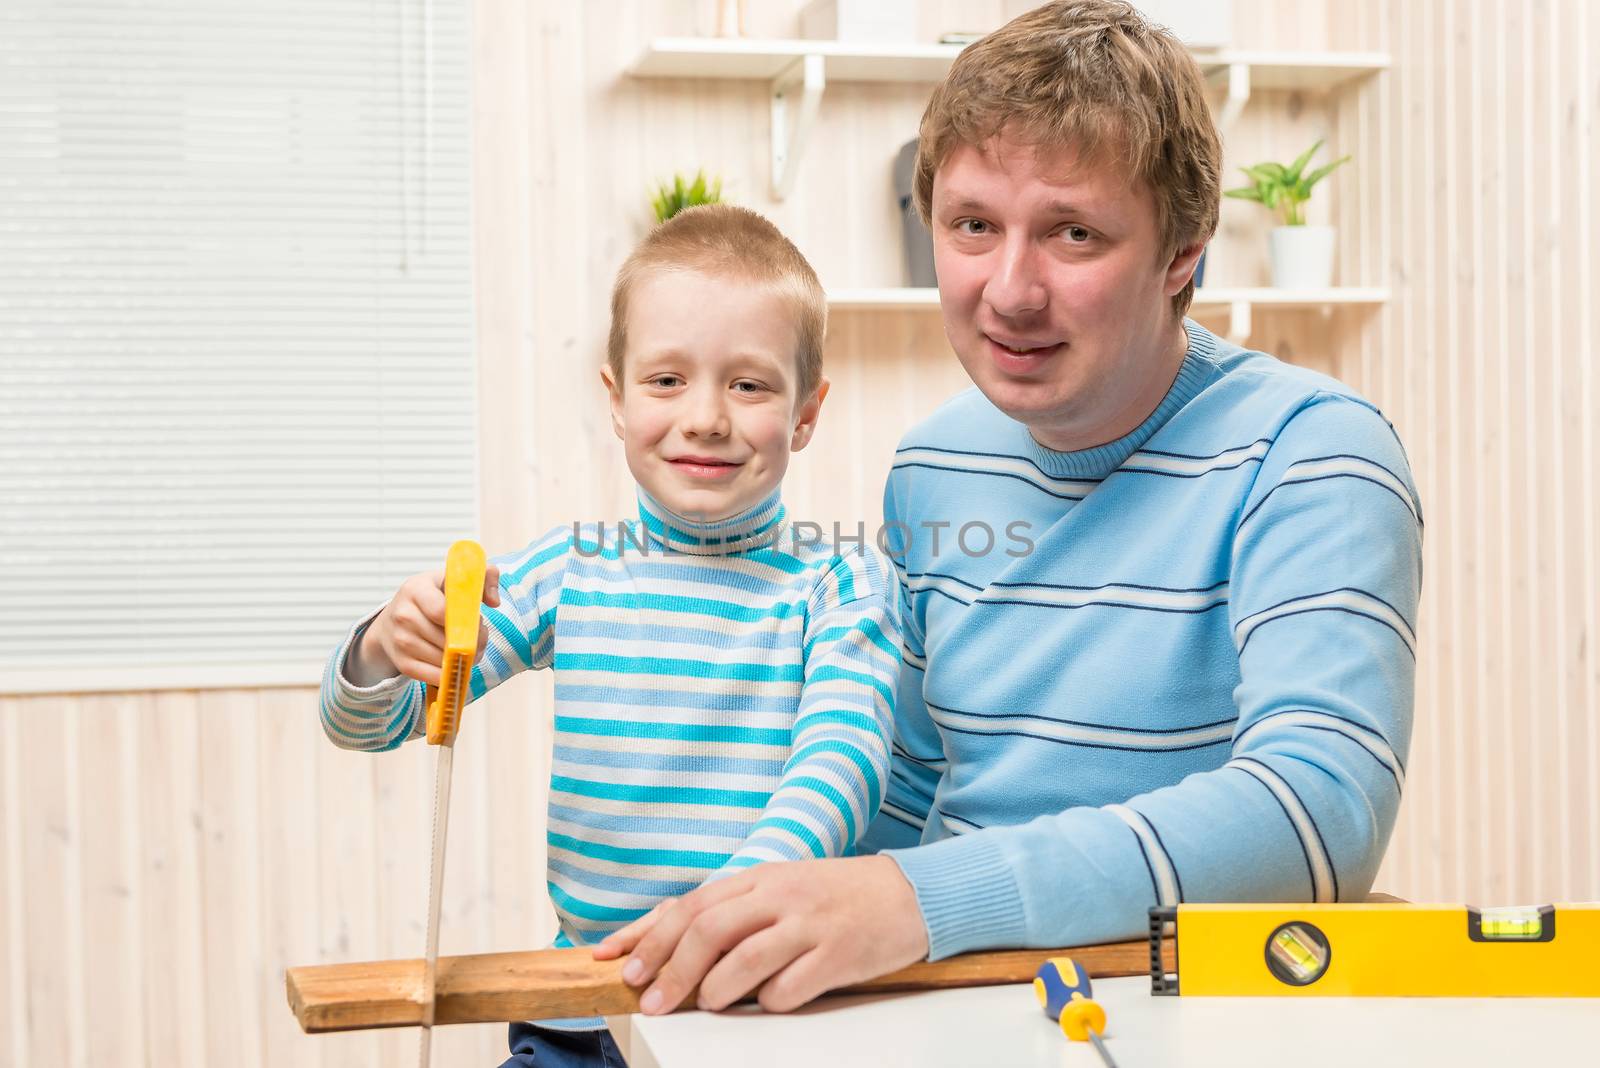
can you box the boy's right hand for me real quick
[346,566,502,687]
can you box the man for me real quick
[593,0,1422,1016]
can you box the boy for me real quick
[319,204,900,1066]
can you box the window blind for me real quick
[0,0,477,692]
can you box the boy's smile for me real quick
[602,267,828,523]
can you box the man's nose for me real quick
[682,384,730,438]
[983,237,1048,318]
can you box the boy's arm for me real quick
[318,530,570,752]
[856,561,943,852]
[885,395,1423,957]
[715,550,900,875]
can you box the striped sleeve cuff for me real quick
[885,833,1028,960]
[333,606,411,701]
[320,606,424,752]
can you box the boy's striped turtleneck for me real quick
[321,482,901,956]
[632,486,787,556]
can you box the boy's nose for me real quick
[682,389,731,439]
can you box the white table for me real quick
[608,975,1599,1067]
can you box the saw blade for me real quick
[418,739,455,1067]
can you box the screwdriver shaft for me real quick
[1087,1030,1120,1068]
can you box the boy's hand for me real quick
[347,566,501,686]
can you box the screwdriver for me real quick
[1034,957,1120,1068]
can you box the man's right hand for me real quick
[345,566,501,687]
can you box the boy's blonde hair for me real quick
[914,0,1221,318]
[607,204,827,399]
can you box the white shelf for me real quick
[628,40,1389,89]
[1194,50,1391,91]
[826,287,943,309]
[826,286,1390,343]
[1192,286,1392,307]
[1196,50,1389,130]
[828,286,1389,309]
[628,37,965,82]
[627,38,966,198]
[628,39,1389,198]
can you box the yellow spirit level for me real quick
[1149,903,1600,997]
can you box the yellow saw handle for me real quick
[425,540,487,746]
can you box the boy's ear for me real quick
[599,365,626,441]
[789,376,830,453]
[1163,239,1208,296]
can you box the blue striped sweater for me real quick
[859,320,1422,959]
[321,488,899,948]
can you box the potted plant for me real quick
[651,170,724,224]
[1224,139,1350,289]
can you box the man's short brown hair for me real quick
[607,204,827,399]
[914,0,1222,318]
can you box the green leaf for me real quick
[1243,163,1287,184]
[1301,155,1351,192]
[1285,139,1324,183]
[649,169,725,222]
[1223,186,1263,201]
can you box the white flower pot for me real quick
[1269,225,1336,289]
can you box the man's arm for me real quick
[888,393,1421,954]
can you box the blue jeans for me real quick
[499,1022,627,1068]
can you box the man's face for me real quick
[601,268,826,522]
[930,136,1202,451]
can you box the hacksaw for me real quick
[418,539,487,1067]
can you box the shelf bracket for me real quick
[770,53,824,200]
[1216,62,1250,131]
[1226,299,1252,345]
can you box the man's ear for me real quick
[599,365,626,442]
[1163,239,1208,296]
[790,377,831,453]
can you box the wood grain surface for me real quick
[287,939,1173,1033]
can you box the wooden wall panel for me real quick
[1326,0,1600,904]
[3,1,1596,1064]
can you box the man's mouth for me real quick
[987,333,1062,355]
[985,333,1065,368]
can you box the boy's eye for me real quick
[648,374,682,388]
[732,380,767,394]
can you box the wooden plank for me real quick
[1,701,30,1067]
[258,689,328,1068]
[198,692,265,1068]
[79,694,149,1064]
[287,939,1170,1034]
[141,691,207,1068]
[19,697,75,1064]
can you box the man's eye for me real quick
[955,218,990,235]
[1064,226,1092,243]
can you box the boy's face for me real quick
[930,135,1204,452]
[601,268,827,523]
